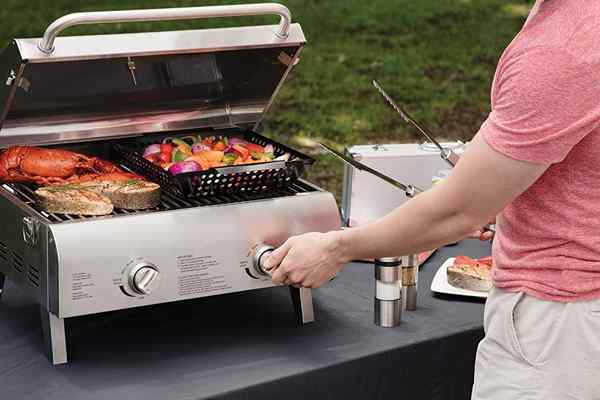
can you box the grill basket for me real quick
[114,129,314,199]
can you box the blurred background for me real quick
[0,0,533,199]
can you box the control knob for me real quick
[128,263,160,295]
[253,245,275,277]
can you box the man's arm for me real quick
[267,134,547,287]
[337,133,547,261]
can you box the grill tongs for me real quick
[319,143,423,198]
[372,80,460,168]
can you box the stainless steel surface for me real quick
[22,216,39,246]
[127,263,161,296]
[290,287,315,324]
[402,285,417,312]
[0,188,340,318]
[40,307,67,365]
[376,256,402,264]
[16,25,305,64]
[37,3,293,54]
[374,299,401,328]
[320,143,422,198]
[0,106,264,148]
[374,258,402,328]
[341,143,457,227]
[402,254,418,311]
[254,46,303,132]
[253,245,275,277]
[2,3,306,145]
[375,265,401,283]
[0,43,24,130]
[372,80,459,168]
[402,254,418,268]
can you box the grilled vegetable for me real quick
[233,144,250,160]
[168,161,202,175]
[245,143,265,153]
[192,143,211,154]
[143,144,162,157]
[222,153,237,165]
[143,134,287,174]
[172,149,189,163]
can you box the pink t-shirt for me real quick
[481,0,600,302]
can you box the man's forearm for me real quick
[338,185,481,262]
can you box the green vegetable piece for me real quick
[251,151,263,160]
[222,153,237,165]
[223,136,229,146]
[263,152,274,159]
[172,149,188,163]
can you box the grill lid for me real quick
[0,3,305,147]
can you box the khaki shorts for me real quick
[472,287,600,400]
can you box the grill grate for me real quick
[2,181,317,224]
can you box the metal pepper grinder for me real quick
[402,254,418,311]
[374,257,402,327]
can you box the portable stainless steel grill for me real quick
[0,4,340,365]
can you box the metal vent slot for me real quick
[27,264,40,287]
[11,251,24,273]
[1,181,317,224]
[0,241,9,263]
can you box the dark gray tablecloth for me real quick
[0,240,490,400]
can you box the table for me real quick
[0,240,490,400]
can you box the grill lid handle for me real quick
[37,3,292,54]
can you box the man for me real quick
[263,1,600,398]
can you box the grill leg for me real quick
[0,273,5,300]
[289,287,315,324]
[40,307,68,365]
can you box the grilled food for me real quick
[0,146,128,185]
[34,186,114,216]
[447,256,492,292]
[80,179,161,210]
[35,178,161,216]
[143,135,290,174]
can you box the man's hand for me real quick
[264,231,347,288]
[469,218,496,241]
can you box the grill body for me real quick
[0,3,341,364]
[0,180,340,364]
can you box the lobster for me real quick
[0,146,143,186]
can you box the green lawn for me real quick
[0,0,532,198]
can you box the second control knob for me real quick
[128,263,160,296]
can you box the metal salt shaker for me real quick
[374,257,402,327]
[402,254,418,311]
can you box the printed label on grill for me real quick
[71,272,94,301]
[176,254,232,296]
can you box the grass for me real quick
[0,0,532,198]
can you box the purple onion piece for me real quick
[228,138,248,146]
[143,144,162,157]
[264,144,275,154]
[168,161,202,175]
[192,143,211,154]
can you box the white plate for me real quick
[430,257,488,299]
